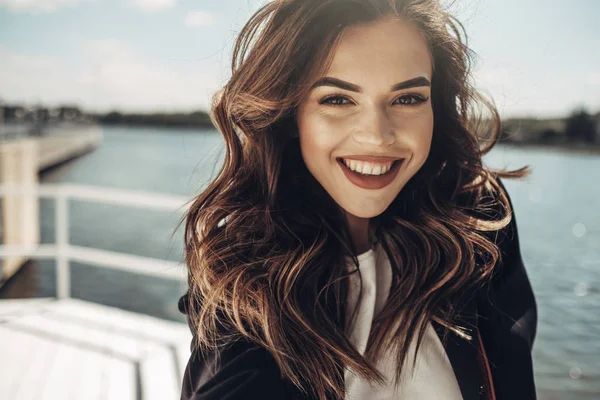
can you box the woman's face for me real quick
[296,17,434,222]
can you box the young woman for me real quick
[177,0,538,399]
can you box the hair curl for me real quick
[181,0,531,399]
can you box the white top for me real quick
[343,242,464,400]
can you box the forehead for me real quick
[323,18,432,84]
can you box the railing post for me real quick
[0,139,40,282]
[55,191,70,299]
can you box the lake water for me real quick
[2,125,599,399]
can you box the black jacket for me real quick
[177,179,538,399]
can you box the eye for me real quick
[393,94,429,106]
[319,93,429,107]
[319,95,353,107]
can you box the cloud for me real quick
[0,0,178,14]
[75,39,220,111]
[0,47,60,69]
[0,46,68,105]
[0,40,220,112]
[471,63,600,118]
[0,0,93,13]
[129,0,175,12]
[184,10,217,27]
[476,66,512,87]
[588,73,600,86]
[472,65,522,113]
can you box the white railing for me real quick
[0,183,191,299]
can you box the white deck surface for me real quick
[0,298,193,400]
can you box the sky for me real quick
[0,0,598,119]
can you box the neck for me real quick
[344,211,372,255]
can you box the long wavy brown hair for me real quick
[182,0,531,399]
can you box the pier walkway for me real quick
[0,183,192,400]
[0,297,192,400]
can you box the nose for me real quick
[352,108,396,147]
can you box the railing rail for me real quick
[0,183,191,299]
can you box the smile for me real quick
[336,157,404,190]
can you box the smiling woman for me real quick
[296,18,434,254]
[177,1,537,400]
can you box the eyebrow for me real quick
[309,76,431,93]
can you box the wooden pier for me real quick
[0,297,192,400]
[0,124,195,400]
[0,120,195,400]
[0,125,103,283]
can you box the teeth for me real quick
[341,158,396,176]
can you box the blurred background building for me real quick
[0,0,599,399]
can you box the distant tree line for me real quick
[92,110,214,129]
[0,103,85,123]
[500,108,599,144]
[564,109,597,143]
[0,101,215,130]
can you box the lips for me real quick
[337,157,404,190]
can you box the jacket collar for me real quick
[431,286,481,400]
[330,279,483,400]
[324,263,483,400]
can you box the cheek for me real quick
[297,113,340,166]
[416,117,434,151]
[398,109,434,158]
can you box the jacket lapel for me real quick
[328,265,484,400]
[431,287,481,400]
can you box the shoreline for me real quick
[498,141,600,156]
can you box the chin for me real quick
[342,203,390,220]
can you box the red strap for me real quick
[477,330,496,400]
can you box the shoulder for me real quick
[180,338,290,400]
[177,293,306,400]
[473,176,539,397]
[474,176,537,349]
[480,176,526,287]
